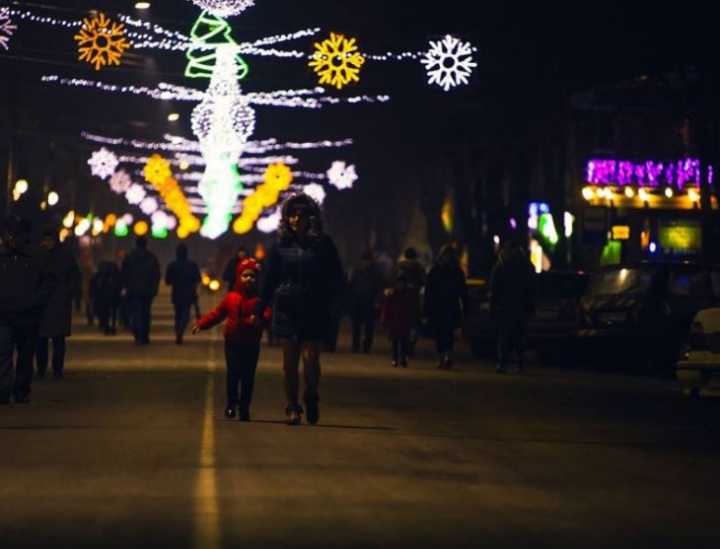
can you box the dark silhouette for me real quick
[255,193,344,426]
[193,258,271,422]
[490,241,536,374]
[381,273,419,367]
[0,216,54,404]
[395,247,427,356]
[348,252,385,353]
[165,244,202,345]
[35,226,81,378]
[425,245,468,370]
[222,246,249,292]
[121,236,160,346]
[91,261,123,336]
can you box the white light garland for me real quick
[327,161,358,190]
[421,35,478,92]
[189,0,256,17]
[109,170,133,194]
[88,148,120,180]
[125,184,147,205]
[140,197,160,215]
[0,7,17,51]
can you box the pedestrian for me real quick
[348,252,385,353]
[424,245,468,370]
[193,258,271,421]
[121,236,161,346]
[254,193,344,426]
[165,244,202,345]
[395,247,427,356]
[0,216,54,404]
[92,261,122,336]
[381,272,419,367]
[35,225,81,379]
[78,255,96,326]
[490,240,536,374]
[222,246,249,292]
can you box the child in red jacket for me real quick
[381,273,419,368]
[192,258,271,421]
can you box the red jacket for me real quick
[381,287,419,340]
[197,283,271,345]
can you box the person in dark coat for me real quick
[490,240,536,373]
[255,193,344,426]
[92,261,123,336]
[394,247,427,357]
[348,252,385,353]
[381,273,419,367]
[35,226,81,379]
[165,244,202,345]
[0,216,54,403]
[121,236,161,346]
[425,245,468,370]
[222,246,249,292]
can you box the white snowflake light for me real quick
[166,215,178,230]
[88,148,119,180]
[303,183,327,205]
[188,0,255,17]
[151,210,169,229]
[0,7,17,51]
[327,161,358,190]
[421,35,477,92]
[256,209,281,234]
[125,184,147,205]
[140,197,159,215]
[109,170,133,194]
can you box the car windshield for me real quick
[585,267,656,297]
[537,274,589,300]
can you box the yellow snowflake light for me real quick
[309,33,365,90]
[233,162,293,234]
[264,162,293,191]
[75,13,131,71]
[143,154,173,186]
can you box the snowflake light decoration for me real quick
[0,7,17,52]
[264,162,293,191]
[75,13,131,71]
[88,148,119,180]
[309,33,366,90]
[421,35,477,92]
[303,183,327,205]
[109,170,133,194]
[256,209,281,234]
[125,184,147,205]
[327,161,358,190]
[188,0,256,17]
[140,197,160,215]
[143,154,173,186]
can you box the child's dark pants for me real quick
[225,342,260,410]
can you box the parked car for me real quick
[462,271,590,361]
[577,262,720,371]
[676,307,720,397]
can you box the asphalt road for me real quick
[1,293,719,549]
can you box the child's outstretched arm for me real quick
[192,296,229,334]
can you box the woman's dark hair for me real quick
[277,192,324,244]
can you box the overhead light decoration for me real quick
[109,170,133,194]
[188,0,256,17]
[309,33,365,90]
[74,13,131,71]
[143,154,173,186]
[48,191,60,207]
[134,221,149,236]
[185,11,249,79]
[140,197,160,215]
[114,219,130,237]
[135,2,151,10]
[327,161,358,190]
[256,209,281,234]
[233,162,292,234]
[125,183,147,205]
[0,7,17,51]
[303,183,326,205]
[421,35,477,92]
[89,148,120,179]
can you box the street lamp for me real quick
[135,2,151,9]
[48,191,59,206]
[168,113,180,122]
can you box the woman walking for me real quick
[255,193,344,425]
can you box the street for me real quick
[1,295,719,549]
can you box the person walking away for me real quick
[0,216,54,403]
[78,255,96,326]
[121,236,161,346]
[35,226,81,379]
[93,261,122,335]
[395,247,427,357]
[348,252,385,353]
[165,244,202,345]
[425,245,468,370]
[193,258,271,421]
[222,246,249,292]
[490,240,536,374]
[255,193,344,426]
[381,273,418,367]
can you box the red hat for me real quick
[236,258,261,278]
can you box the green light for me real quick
[539,213,559,246]
[151,225,168,239]
[114,220,129,237]
[185,11,249,80]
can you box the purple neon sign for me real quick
[586,159,714,189]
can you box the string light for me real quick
[188,1,256,17]
[186,12,249,80]
[109,170,133,194]
[0,7,17,51]
[125,184,147,205]
[303,183,327,205]
[143,154,173,186]
[421,35,478,91]
[310,33,366,90]
[75,13,131,71]
[256,209,281,234]
[140,197,160,215]
[89,148,120,180]
[327,161,358,190]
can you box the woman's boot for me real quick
[285,403,303,425]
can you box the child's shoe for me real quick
[225,404,237,419]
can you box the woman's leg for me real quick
[281,339,301,406]
[300,341,323,424]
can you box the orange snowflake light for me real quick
[75,13,131,71]
[143,154,173,187]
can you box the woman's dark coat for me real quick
[38,244,81,338]
[424,261,468,332]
